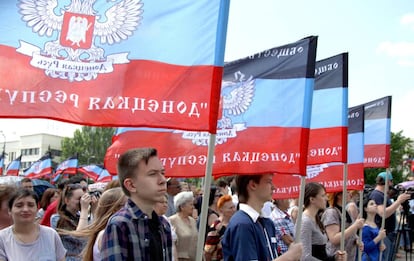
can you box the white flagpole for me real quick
[379,170,390,261]
[195,134,217,261]
[357,190,363,261]
[294,175,306,242]
[340,164,348,251]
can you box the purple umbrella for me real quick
[396,180,414,189]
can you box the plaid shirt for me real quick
[101,198,172,261]
[270,207,295,255]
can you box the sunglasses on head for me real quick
[66,183,85,192]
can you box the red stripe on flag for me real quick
[105,127,310,177]
[272,163,365,199]
[307,127,347,165]
[364,144,390,168]
[5,170,19,176]
[0,45,223,133]
[27,168,53,179]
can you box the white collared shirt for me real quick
[239,203,267,223]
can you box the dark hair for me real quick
[57,183,84,230]
[216,179,228,188]
[376,176,386,185]
[328,192,342,207]
[68,175,87,185]
[304,182,326,233]
[235,175,262,204]
[230,178,237,195]
[57,183,83,213]
[117,148,158,196]
[209,186,218,207]
[8,188,39,209]
[304,182,325,208]
[20,177,32,184]
[362,197,371,219]
[39,188,59,211]
[167,178,179,187]
[57,179,69,191]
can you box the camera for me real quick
[89,190,102,199]
[393,185,414,199]
[392,185,414,214]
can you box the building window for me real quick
[9,152,16,161]
[20,148,41,156]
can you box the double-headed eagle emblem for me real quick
[180,71,256,146]
[18,0,143,81]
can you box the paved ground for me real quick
[396,247,413,260]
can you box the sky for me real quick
[1,0,413,141]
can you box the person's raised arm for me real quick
[325,217,364,245]
[377,193,410,219]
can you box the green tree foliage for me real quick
[364,131,414,185]
[61,127,115,165]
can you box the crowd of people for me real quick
[0,148,412,261]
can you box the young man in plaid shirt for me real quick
[270,199,295,255]
[101,148,172,260]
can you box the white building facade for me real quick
[2,133,64,174]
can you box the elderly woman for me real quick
[204,194,236,261]
[0,188,66,260]
[169,191,198,261]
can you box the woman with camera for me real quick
[63,187,127,261]
[56,183,98,261]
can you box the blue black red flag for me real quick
[105,36,318,177]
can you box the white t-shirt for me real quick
[261,201,274,218]
[0,225,66,261]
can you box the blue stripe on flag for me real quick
[234,78,313,127]
[0,0,229,66]
[364,119,391,144]
[310,87,348,128]
[348,132,364,164]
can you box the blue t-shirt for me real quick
[362,225,381,261]
[222,210,278,261]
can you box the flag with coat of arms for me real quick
[0,0,230,133]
